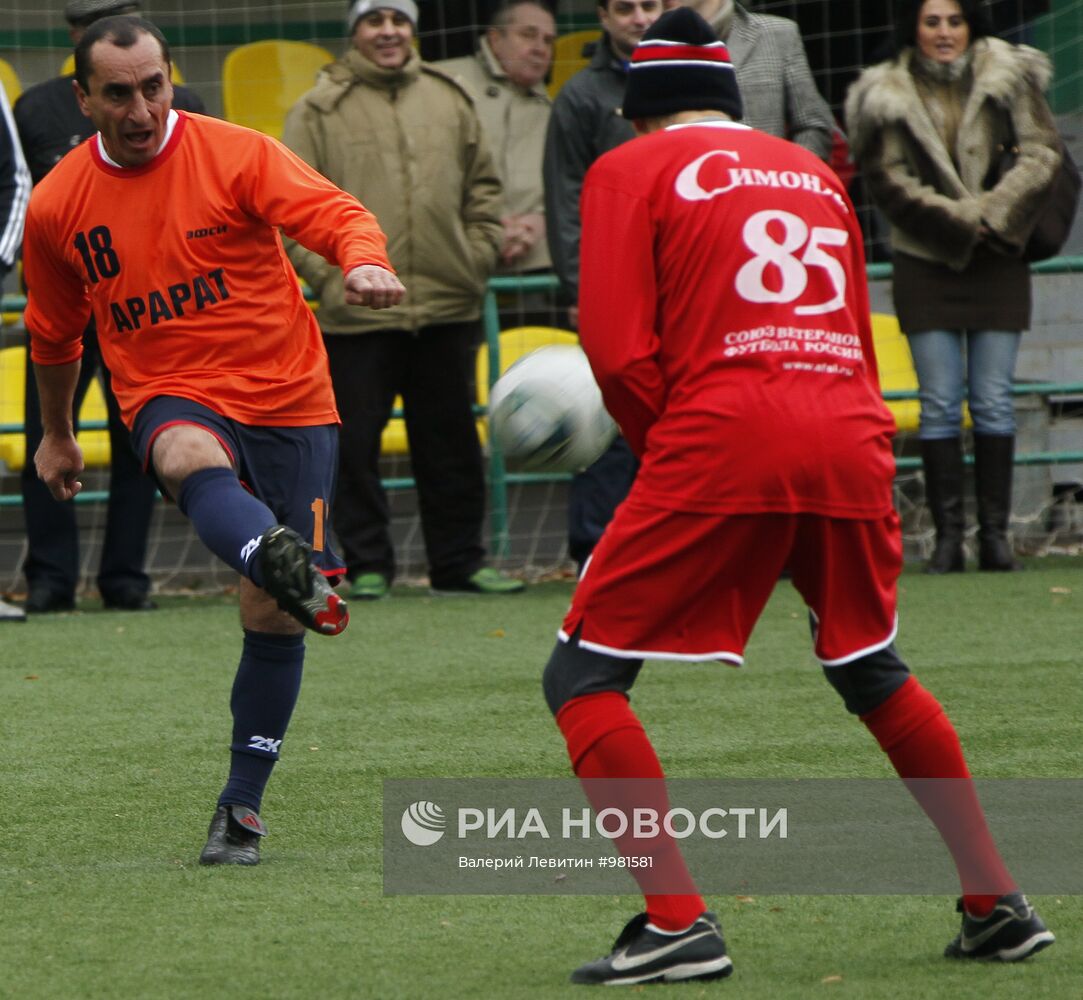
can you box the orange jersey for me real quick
[23,112,393,427]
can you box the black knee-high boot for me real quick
[973,433,1022,571]
[920,438,965,574]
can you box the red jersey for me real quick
[23,112,393,428]
[579,120,896,518]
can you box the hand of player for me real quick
[35,432,85,502]
[344,265,406,310]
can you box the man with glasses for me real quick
[438,1,556,277]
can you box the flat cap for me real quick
[64,0,142,25]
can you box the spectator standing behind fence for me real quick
[665,0,834,161]
[283,0,524,599]
[436,1,555,281]
[13,0,207,613]
[543,0,661,574]
[547,0,836,573]
[845,0,1061,573]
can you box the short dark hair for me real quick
[892,0,992,54]
[490,1,554,30]
[598,0,652,11]
[66,3,142,29]
[73,14,171,91]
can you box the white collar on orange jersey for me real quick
[96,109,180,169]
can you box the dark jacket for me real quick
[14,75,206,185]
[542,38,634,302]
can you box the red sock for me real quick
[861,677,1015,915]
[556,692,706,930]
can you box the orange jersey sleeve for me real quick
[23,112,393,428]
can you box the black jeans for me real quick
[324,322,487,587]
[21,323,157,600]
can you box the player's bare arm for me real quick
[343,264,406,310]
[32,358,84,502]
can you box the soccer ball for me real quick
[488,345,617,473]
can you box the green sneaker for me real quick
[431,567,525,595]
[349,572,389,601]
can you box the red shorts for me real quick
[560,502,901,665]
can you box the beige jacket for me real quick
[437,38,552,272]
[282,48,503,333]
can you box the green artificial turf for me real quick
[2,561,1079,999]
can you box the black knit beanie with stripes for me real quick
[621,6,743,122]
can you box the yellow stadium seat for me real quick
[60,52,185,83]
[548,29,600,98]
[0,347,23,472]
[477,325,580,446]
[477,325,580,404]
[222,40,334,140]
[0,346,111,472]
[381,396,408,455]
[870,313,921,433]
[870,313,970,434]
[0,57,22,103]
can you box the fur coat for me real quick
[845,36,1060,271]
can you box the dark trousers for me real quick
[21,325,157,600]
[324,323,486,587]
[567,434,638,569]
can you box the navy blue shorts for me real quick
[132,395,344,577]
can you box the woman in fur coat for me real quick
[845,0,1061,573]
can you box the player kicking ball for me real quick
[541,7,1054,985]
[24,15,404,865]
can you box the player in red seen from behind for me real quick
[541,7,1053,986]
[22,15,404,865]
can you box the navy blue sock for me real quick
[218,630,306,812]
[176,467,277,585]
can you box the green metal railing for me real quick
[483,274,566,553]
[4,259,1083,552]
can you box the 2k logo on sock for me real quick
[248,734,282,754]
[239,536,262,565]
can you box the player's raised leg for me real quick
[145,414,347,637]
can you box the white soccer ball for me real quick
[488,345,617,473]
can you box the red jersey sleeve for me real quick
[579,170,665,457]
[23,198,90,366]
